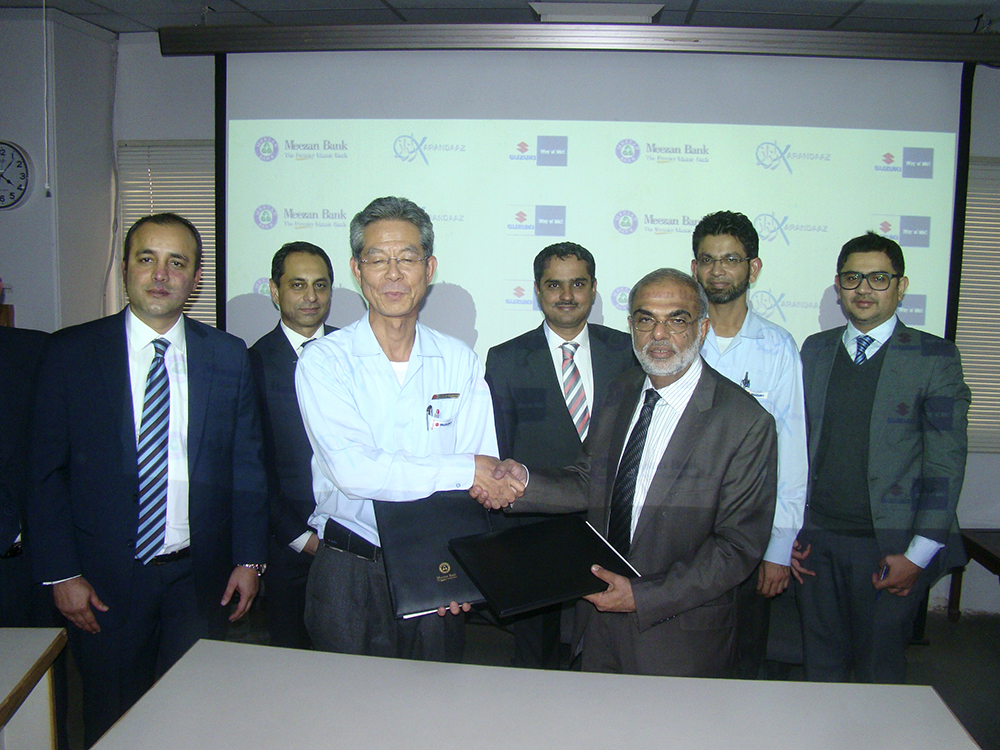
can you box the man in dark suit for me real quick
[484,268,777,677]
[249,241,335,649]
[485,241,633,668]
[28,213,268,747]
[796,232,970,684]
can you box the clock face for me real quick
[0,141,31,210]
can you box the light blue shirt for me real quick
[701,306,808,566]
[295,316,499,547]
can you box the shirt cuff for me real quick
[904,535,944,569]
[762,527,798,566]
[288,531,313,554]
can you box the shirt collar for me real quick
[843,314,897,349]
[642,355,702,411]
[543,321,591,354]
[350,315,442,360]
[126,307,186,354]
[280,320,320,354]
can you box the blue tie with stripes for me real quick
[136,338,170,564]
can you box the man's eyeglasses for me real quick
[630,314,696,334]
[837,271,901,291]
[357,253,427,272]
[695,254,749,269]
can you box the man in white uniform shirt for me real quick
[296,196,520,662]
[690,210,808,678]
[483,268,777,677]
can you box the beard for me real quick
[634,332,702,380]
[703,273,750,305]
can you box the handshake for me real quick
[469,456,528,510]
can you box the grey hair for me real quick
[349,196,434,260]
[628,268,709,321]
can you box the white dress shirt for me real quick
[126,309,190,556]
[841,315,943,569]
[295,316,499,547]
[623,357,702,541]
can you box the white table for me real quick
[94,638,980,750]
[0,627,66,750]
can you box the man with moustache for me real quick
[29,213,268,746]
[250,242,335,649]
[485,242,633,668]
[295,196,519,662]
[691,211,808,678]
[483,268,777,677]
[797,232,969,683]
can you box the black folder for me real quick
[448,515,640,619]
[373,490,490,619]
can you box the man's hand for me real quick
[872,554,922,597]
[303,532,320,556]
[583,565,636,613]
[469,455,525,510]
[221,566,260,622]
[790,538,816,584]
[52,577,108,634]
[436,601,473,617]
[757,561,791,597]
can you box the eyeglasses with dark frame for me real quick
[630,313,696,334]
[696,254,749,269]
[837,271,902,291]
[357,252,428,272]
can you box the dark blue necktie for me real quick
[855,335,875,364]
[136,338,170,564]
[607,388,660,558]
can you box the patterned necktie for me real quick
[854,334,875,364]
[136,338,170,564]
[607,388,661,558]
[560,342,590,440]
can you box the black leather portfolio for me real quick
[373,490,490,619]
[448,515,640,619]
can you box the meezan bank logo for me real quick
[254,205,278,230]
[255,136,278,162]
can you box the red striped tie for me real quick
[561,342,590,440]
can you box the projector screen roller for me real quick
[225,49,962,359]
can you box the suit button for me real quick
[125,539,134,548]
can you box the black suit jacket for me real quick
[0,327,49,551]
[28,310,269,628]
[249,324,334,550]
[485,323,634,468]
[801,321,970,575]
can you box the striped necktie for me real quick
[560,342,590,440]
[854,334,875,364]
[136,338,170,564]
[607,388,661,558]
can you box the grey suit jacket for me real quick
[485,323,634,469]
[800,321,970,574]
[516,362,777,674]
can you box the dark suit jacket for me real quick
[248,324,334,551]
[485,323,634,468]
[516,363,777,674]
[28,310,269,628]
[0,326,49,552]
[800,322,970,575]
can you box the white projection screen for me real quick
[225,49,964,358]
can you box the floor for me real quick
[68,605,999,749]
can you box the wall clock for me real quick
[0,141,32,210]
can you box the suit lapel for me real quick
[590,331,617,412]
[806,330,840,463]
[185,318,211,473]
[869,322,909,456]
[631,366,715,545]
[601,370,645,532]
[100,311,137,470]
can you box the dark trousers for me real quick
[264,540,313,650]
[71,556,227,748]
[304,541,464,662]
[797,527,928,684]
[734,568,771,679]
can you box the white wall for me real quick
[0,9,115,331]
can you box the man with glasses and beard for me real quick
[482,268,777,677]
[691,211,808,679]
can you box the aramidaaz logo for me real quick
[394,135,428,164]
[255,136,278,162]
[755,142,792,174]
[754,213,790,245]
[616,139,640,164]
[254,205,278,230]
[614,210,638,235]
